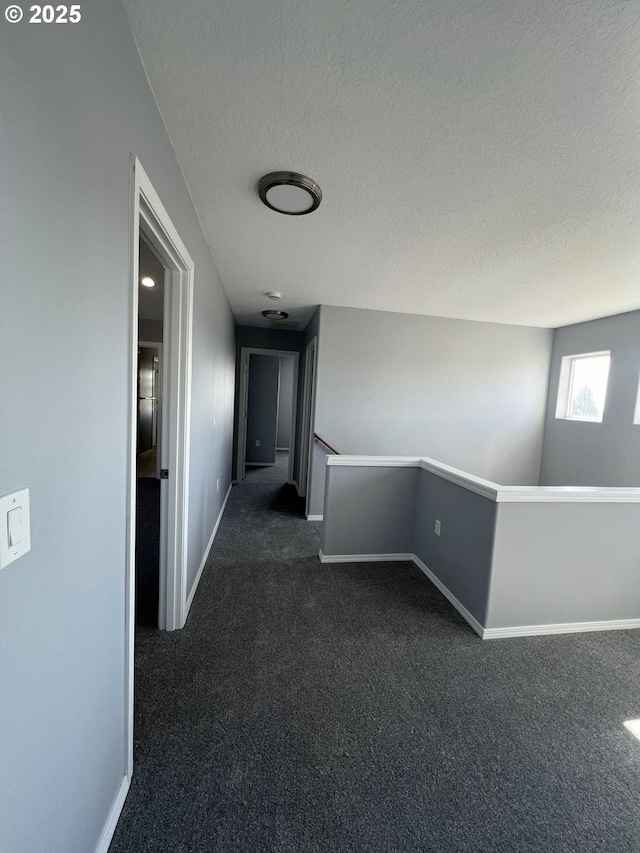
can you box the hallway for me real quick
[109,456,640,853]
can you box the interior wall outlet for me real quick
[434,519,441,536]
[216,478,220,493]
[255,440,260,447]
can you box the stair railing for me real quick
[313,433,341,455]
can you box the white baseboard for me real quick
[319,551,413,563]
[306,514,323,521]
[95,775,130,853]
[411,555,484,638]
[184,483,232,619]
[483,618,640,639]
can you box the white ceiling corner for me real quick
[121,0,640,329]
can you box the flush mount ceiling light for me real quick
[258,172,322,215]
[262,310,289,321]
[140,276,155,288]
[266,291,282,300]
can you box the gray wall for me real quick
[488,502,640,628]
[276,356,295,449]
[308,305,553,516]
[539,310,640,486]
[303,307,321,351]
[413,470,496,625]
[246,355,279,465]
[321,466,419,556]
[0,6,235,853]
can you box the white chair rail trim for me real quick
[326,455,640,503]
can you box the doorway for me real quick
[237,348,299,485]
[137,344,161,477]
[135,236,164,628]
[126,156,195,781]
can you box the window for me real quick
[555,351,611,422]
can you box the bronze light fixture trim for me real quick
[262,309,289,320]
[258,172,322,215]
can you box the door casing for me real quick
[126,156,194,779]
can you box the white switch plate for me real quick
[0,488,31,569]
[434,519,441,536]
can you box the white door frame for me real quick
[236,348,299,484]
[299,337,317,501]
[126,156,194,777]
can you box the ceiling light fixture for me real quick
[262,310,289,321]
[258,172,322,215]
[140,276,155,288]
[266,291,282,300]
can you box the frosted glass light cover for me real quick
[265,184,314,213]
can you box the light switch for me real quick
[0,488,31,570]
[8,507,23,546]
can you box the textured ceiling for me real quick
[122,0,640,329]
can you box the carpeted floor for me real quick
[135,477,160,628]
[110,453,640,852]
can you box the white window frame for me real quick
[555,350,611,423]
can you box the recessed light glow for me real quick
[624,719,640,741]
[141,276,155,288]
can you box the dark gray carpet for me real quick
[110,453,640,852]
[136,477,160,628]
